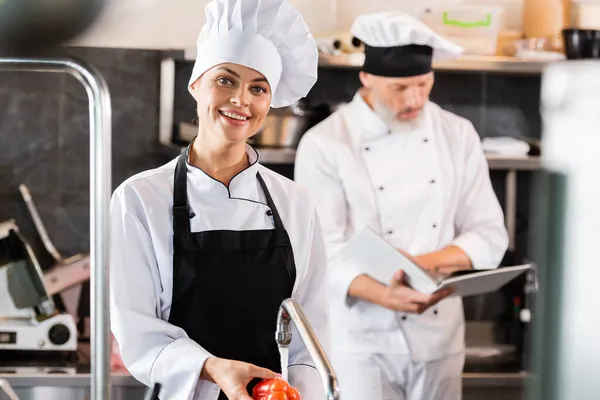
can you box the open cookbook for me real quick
[340,228,531,297]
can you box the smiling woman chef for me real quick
[109,0,329,399]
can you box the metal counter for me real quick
[1,371,529,400]
[0,373,145,400]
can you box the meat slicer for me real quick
[0,219,77,354]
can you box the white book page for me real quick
[341,228,440,294]
[439,264,531,297]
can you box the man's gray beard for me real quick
[372,98,425,133]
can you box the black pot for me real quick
[563,28,600,59]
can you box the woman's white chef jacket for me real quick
[294,92,509,362]
[110,146,330,399]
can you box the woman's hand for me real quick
[201,357,279,400]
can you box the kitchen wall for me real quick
[73,0,527,49]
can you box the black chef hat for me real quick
[351,12,463,78]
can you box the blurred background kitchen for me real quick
[0,0,598,398]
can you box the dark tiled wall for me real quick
[308,67,542,140]
[0,47,176,264]
[0,50,542,266]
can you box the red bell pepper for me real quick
[252,378,301,400]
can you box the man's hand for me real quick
[408,245,473,277]
[201,357,279,400]
[381,270,453,314]
[348,272,453,314]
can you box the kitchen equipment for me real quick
[0,220,78,354]
[0,57,113,400]
[464,321,518,372]
[250,103,331,149]
[419,5,504,55]
[562,28,600,58]
[276,299,339,399]
[18,184,90,296]
[0,380,161,400]
[0,0,105,51]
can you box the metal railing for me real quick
[0,57,112,400]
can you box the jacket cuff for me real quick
[151,338,213,399]
[451,232,494,270]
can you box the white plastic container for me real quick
[419,5,504,55]
[571,0,600,30]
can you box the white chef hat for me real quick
[187,0,318,108]
[351,12,464,77]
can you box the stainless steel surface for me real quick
[256,148,297,164]
[463,372,528,386]
[276,299,340,400]
[3,227,56,315]
[275,308,292,346]
[318,53,555,74]
[505,170,518,251]
[0,379,18,400]
[254,148,541,169]
[19,183,90,296]
[0,57,112,400]
[1,374,145,400]
[487,156,541,170]
[0,371,527,400]
[252,107,315,149]
[532,60,600,400]
[159,57,176,147]
[174,48,552,74]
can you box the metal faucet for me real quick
[0,57,112,400]
[276,299,340,400]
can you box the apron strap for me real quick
[256,172,285,231]
[172,151,191,234]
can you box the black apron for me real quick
[168,152,297,399]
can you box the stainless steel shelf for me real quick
[318,53,558,74]
[257,147,541,170]
[256,147,297,164]
[487,155,541,170]
[166,50,557,74]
